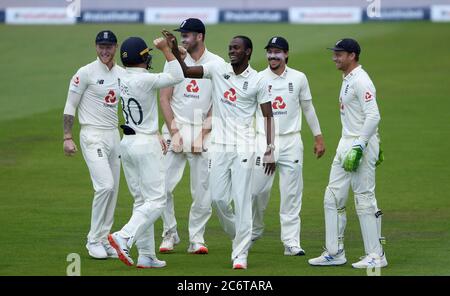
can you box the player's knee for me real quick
[96,182,115,196]
[324,186,337,210]
[354,193,377,215]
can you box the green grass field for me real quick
[0,22,449,276]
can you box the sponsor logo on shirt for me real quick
[73,76,80,86]
[97,79,104,85]
[221,87,237,106]
[223,74,230,80]
[339,96,345,115]
[272,96,287,115]
[186,80,199,93]
[364,91,373,102]
[344,84,349,95]
[103,90,117,107]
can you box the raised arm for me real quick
[162,30,204,78]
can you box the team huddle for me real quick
[63,18,387,270]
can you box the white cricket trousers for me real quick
[324,135,383,256]
[160,124,212,243]
[161,150,212,244]
[117,134,166,256]
[80,125,120,245]
[252,132,304,248]
[209,144,255,260]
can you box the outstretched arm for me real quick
[162,30,204,78]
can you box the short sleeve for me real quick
[69,66,89,95]
[256,76,271,105]
[299,73,312,102]
[202,60,221,79]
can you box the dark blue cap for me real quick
[174,18,205,34]
[328,38,361,55]
[95,30,117,45]
[120,37,152,67]
[265,36,289,51]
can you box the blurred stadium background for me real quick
[0,0,449,276]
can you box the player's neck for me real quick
[104,61,114,70]
[232,62,249,75]
[343,62,359,76]
[189,44,206,61]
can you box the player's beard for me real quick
[268,58,282,70]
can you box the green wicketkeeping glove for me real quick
[343,139,366,172]
[376,145,384,167]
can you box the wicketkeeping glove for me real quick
[343,140,365,172]
[375,144,384,167]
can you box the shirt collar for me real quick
[266,65,289,79]
[96,57,115,72]
[227,63,253,78]
[343,65,362,82]
[125,67,148,73]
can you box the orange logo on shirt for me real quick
[272,96,286,109]
[186,80,199,93]
[365,91,373,102]
[104,90,116,104]
[73,76,80,85]
[224,88,237,102]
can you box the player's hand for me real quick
[192,133,205,155]
[343,146,363,172]
[178,46,187,60]
[153,37,169,51]
[64,139,78,156]
[171,131,183,153]
[162,30,178,49]
[314,135,326,158]
[263,148,276,175]
[158,134,168,155]
[375,145,384,167]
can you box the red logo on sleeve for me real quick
[365,91,373,102]
[186,80,199,93]
[104,90,116,104]
[272,96,286,109]
[73,76,80,85]
[224,88,237,102]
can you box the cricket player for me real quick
[308,38,387,268]
[159,18,224,254]
[108,36,184,268]
[251,37,325,256]
[166,31,276,269]
[63,30,123,259]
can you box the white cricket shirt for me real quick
[202,61,271,145]
[118,60,184,134]
[338,65,380,138]
[164,48,224,126]
[255,66,312,136]
[69,58,124,129]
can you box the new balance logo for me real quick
[97,79,104,85]
[223,74,230,80]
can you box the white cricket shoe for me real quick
[284,246,306,256]
[187,243,209,254]
[108,232,134,266]
[308,249,347,266]
[136,255,167,269]
[352,253,388,269]
[159,232,180,253]
[103,242,119,258]
[86,242,107,259]
[232,257,248,270]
